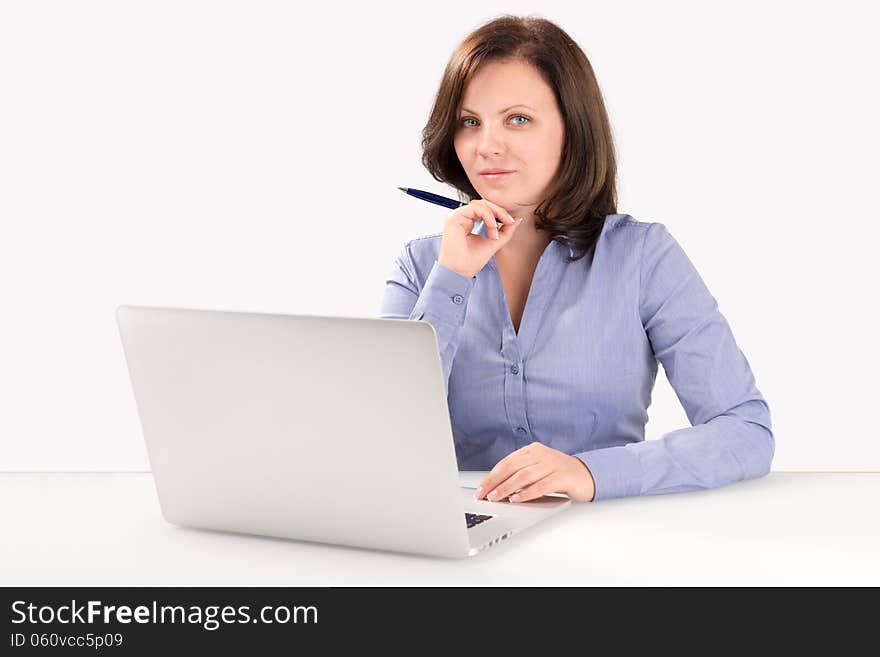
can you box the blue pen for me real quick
[397,187,504,228]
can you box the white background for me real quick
[1,0,877,472]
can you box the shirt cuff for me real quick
[574,445,643,502]
[411,260,477,326]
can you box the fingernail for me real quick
[474,486,483,499]
[495,234,499,240]
[510,494,520,503]
[487,489,497,501]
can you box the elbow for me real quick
[759,425,775,477]
[728,397,774,480]
[744,421,775,480]
[756,398,775,476]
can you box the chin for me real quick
[477,190,507,203]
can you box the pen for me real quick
[397,187,504,228]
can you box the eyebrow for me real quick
[459,104,536,116]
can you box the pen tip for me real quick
[397,187,408,192]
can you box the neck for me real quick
[496,217,553,261]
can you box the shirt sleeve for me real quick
[379,243,477,397]
[573,222,775,502]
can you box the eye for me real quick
[458,114,531,128]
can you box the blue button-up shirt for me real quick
[380,214,774,501]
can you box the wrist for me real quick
[571,455,596,502]
[438,259,474,279]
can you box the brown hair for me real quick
[421,15,618,262]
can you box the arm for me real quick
[379,243,477,397]
[574,223,775,501]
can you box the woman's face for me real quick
[453,58,565,216]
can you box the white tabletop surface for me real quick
[2,472,878,586]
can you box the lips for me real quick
[479,169,515,175]
[480,171,516,181]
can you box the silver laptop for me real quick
[115,304,571,558]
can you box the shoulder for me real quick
[402,230,443,264]
[602,213,663,238]
[611,217,704,308]
[595,214,674,263]
[389,231,444,289]
[404,230,444,250]
[595,216,692,302]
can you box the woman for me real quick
[381,15,774,503]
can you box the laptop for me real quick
[115,304,572,558]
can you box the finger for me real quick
[476,444,539,499]
[475,450,519,498]
[478,199,517,226]
[499,216,524,239]
[509,472,559,503]
[477,205,502,240]
[453,200,496,233]
[486,463,550,502]
[459,202,494,239]
[474,200,514,239]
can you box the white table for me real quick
[2,472,877,586]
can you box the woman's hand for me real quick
[475,442,596,503]
[437,199,524,279]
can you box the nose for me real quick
[475,123,506,158]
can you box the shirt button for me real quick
[516,427,527,435]
[452,294,464,304]
[510,365,519,375]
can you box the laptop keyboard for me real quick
[465,512,494,528]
